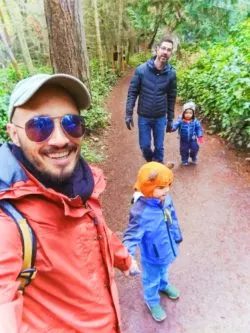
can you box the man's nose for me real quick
[47,120,70,146]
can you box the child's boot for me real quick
[146,304,167,322]
[160,284,180,300]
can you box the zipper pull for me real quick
[164,208,172,224]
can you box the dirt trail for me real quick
[99,71,250,333]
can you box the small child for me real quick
[123,162,182,322]
[172,101,203,166]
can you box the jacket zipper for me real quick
[163,208,176,257]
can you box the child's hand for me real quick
[123,258,140,277]
[197,137,204,144]
[130,258,141,276]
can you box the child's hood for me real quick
[132,191,144,203]
[132,191,171,208]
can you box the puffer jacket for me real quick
[123,193,182,265]
[0,143,131,333]
[172,117,203,143]
[126,58,177,120]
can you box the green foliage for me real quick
[82,59,118,132]
[81,142,104,163]
[177,0,249,45]
[126,0,249,48]
[0,66,28,142]
[82,105,110,132]
[0,65,52,142]
[178,19,250,149]
[126,0,156,32]
[0,95,9,142]
[128,51,152,67]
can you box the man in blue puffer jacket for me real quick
[125,37,177,163]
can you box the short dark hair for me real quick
[158,37,174,48]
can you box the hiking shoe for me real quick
[181,161,189,166]
[190,159,198,165]
[146,304,167,322]
[160,284,180,300]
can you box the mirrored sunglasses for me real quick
[13,114,85,142]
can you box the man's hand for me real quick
[197,137,204,144]
[125,116,134,130]
[166,120,173,133]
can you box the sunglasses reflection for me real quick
[13,114,85,142]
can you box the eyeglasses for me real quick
[160,46,172,52]
[13,114,85,142]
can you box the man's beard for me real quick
[40,166,77,183]
[21,144,80,183]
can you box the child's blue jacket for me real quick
[123,193,182,265]
[172,117,202,143]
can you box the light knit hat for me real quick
[134,162,174,198]
[183,101,196,112]
[8,73,91,121]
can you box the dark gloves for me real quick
[125,116,134,130]
[166,120,173,133]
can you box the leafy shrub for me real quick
[128,51,152,67]
[82,59,118,132]
[177,19,250,149]
[0,65,51,142]
[81,142,104,163]
[0,66,28,142]
[82,105,110,132]
[0,95,9,142]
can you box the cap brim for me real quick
[10,73,91,120]
[43,74,91,110]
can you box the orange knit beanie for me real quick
[134,162,174,198]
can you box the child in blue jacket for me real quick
[172,101,203,165]
[123,162,182,322]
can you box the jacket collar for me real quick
[147,57,172,74]
[133,190,171,208]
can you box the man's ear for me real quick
[6,123,20,146]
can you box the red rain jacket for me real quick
[0,143,131,333]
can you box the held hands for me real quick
[123,257,140,277]
[197,137,204,144]
[166,120,173,133]
[125,116,134,130]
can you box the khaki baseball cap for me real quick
[8,73,91,121]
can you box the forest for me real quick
[0,0,249,156]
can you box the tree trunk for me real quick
[92,0,104,75]
[44,0,90,89]
[0,6,11,45]
[6,0,34,73]
[0,27,22,78]
[117,0,124,72]
[147,19,160,50]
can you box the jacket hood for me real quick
[147,58,173,74]
[133,190,171,208]
[0,143,29,193]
